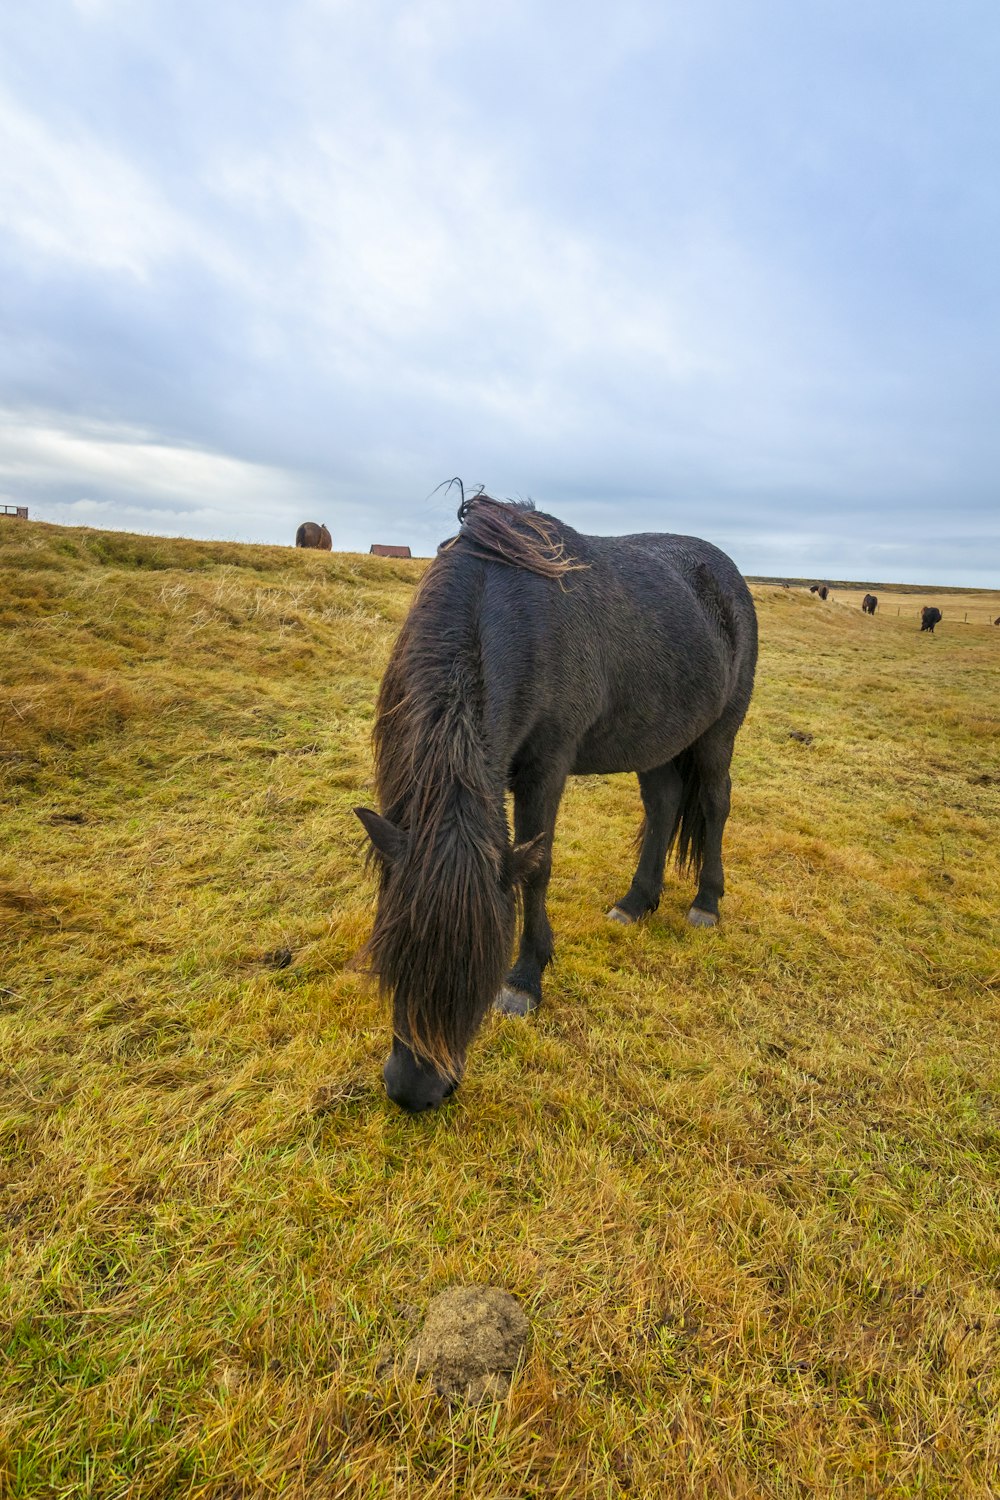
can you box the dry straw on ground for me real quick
[1,521,999,1498]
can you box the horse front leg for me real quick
[495,760,568,1017]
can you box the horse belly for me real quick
[570,693,725,776]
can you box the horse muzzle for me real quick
[383,1042,459,1112]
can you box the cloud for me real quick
[0,2,997,581]
[0,94,179,279]
[0,408,324,542]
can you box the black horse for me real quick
[810,584,829,600]
[862,594,878,615]
[355,495,758,1111]
[921,606,942,632]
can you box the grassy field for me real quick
[806,587,999,628]
[2,520,999,1498]
[748,579,1000,628]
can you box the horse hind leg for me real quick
[684,730,735,928]
[607,762,683,925]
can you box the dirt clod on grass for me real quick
[262,946,293,969]
[394,1286,529,1402]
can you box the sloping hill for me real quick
[2,521,999,1496]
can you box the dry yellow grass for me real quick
[2,520,999,1498]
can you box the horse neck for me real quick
[371,556,514,1070]
[375,553,502,830]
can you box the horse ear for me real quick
[354,807,406,865]
[508,833,547,887]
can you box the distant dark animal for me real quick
[921,606,942,632]
[994,616,1000,626]
[296,522,332,550]
[370,544,412,558]
[810,584,829,600]
[862,594,878,615]
[355,494,758,1111]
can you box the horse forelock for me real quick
[365,790,512,1074]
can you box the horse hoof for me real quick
[606,906,633,925]
[495,987,537,1017]
[687,906,718,928]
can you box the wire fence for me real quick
[750,581,1000,626]
[822,595,999,625]
[883,608,1000,624]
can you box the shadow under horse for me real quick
[356,495,758,1110]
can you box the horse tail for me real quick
[667,747,707,877]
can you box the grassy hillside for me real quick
[2,520,999,1498]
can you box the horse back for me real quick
[477,527,757,777]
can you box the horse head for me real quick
[355,805,544,1111]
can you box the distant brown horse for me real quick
[296,522,332,550]
[862,594,878,615]
[810,584,829,600]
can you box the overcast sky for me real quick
[1,1,998,583]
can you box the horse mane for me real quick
[438,493,586,581]
[366,545,512,1075]
[364,494,587,1072]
